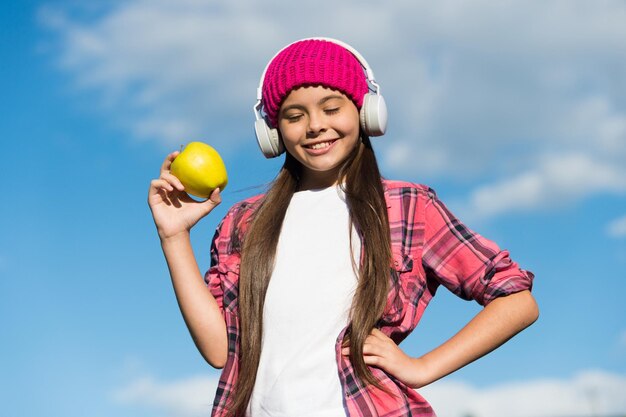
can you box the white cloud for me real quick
[562,96,626,157]
[114,370,626,417]
[38,0,285,146]
[112,374,219,417]
[378,2,626,176]
[464,153,626,219]
[40,0,626,214]
[606,214,626,238]
[420,369,626,417]
[384,140,450,174]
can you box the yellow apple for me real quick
[170,142,228,198]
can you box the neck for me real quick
[297,167,341,191]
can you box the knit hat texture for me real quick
[261,39,369,128]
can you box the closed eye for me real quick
[324,107,339,115]
[284,113,303,123]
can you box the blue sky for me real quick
[1,1,625,416]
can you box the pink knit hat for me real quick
[261,39,369,128]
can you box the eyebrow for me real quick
[280,94,345,114]
[317,94,345,105]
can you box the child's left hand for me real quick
[342,328,429,389]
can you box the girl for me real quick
[148,38,539,417]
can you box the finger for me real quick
[150,178,175,193]
[362,341,384,357]
[341,346,378,358]
[147,180,175,207]
[363,355,382,367]
[160,151,180,173]
[201,188,222,213]
[157,187,173,206]
[364,333,386,346]
[208,187,222,204]
[160,171,185,192]
[342,341,373,356]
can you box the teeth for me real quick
[311,141,333,150]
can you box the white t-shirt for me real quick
[247,185,360,417]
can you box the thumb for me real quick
[207,187,222,206]
[200,188,222,215]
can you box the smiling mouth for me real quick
[304,139,338,150]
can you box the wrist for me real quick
[160,230,191,246]
[409,356,436,389]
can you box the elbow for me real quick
[529,294,540,325]
[192,331,228,369]
[520,290,539,328]
[494,289,539,330]
[196,341,228,369]
[205,351,228,369]
[209,360,226,370]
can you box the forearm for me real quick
[161,233,228,368]
[414,290,539,388]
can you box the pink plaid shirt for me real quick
[205,179,534,416]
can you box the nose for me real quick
[306,110,327,138]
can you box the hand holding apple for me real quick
[170,142,228,199]
[148,147,225,241]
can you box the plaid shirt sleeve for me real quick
[421,187,534,306]
[204,197,262,311]
[205,222,226,312]
[203,196,262,417]
[203,205,238,313]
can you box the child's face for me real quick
[278,86,360,189]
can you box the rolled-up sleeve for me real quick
[421,188,534,306]
[204,224,225,312]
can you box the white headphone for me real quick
[253,37,388,159]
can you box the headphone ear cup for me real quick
[255,118,284,158]
[360,93,388,137]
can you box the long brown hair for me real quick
[227,135,393,416]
